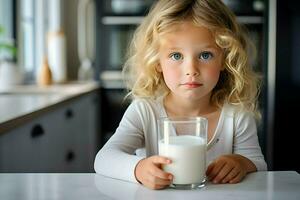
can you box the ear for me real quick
[220,57,226,71]
[156,63,162,72]
[221,65,226,71]
[220,52,226,71]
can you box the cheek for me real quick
[161,66,180,86]
[163,68,178,83]
[160,60,180,84]
[203,68,221,83]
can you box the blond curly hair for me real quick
[123,0,261,117]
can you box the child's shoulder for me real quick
[223,103,256,122]
[223,104,258,136]
[130,97,163,113]
[126,97,165,121]
[131,97,161,106]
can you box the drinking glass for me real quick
[158,117,208,189]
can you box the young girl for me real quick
[94,0,267,190]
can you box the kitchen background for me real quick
[0,0,299,173]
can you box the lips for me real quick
[182,82,203,88]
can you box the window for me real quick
[0,0,16,60]
[19,0,65,83]
[19,0,49,82]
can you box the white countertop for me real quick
[0,171,299,200]
[0,81,100,133]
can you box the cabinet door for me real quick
[0,92,99,172]
[64,93,99,172]
[36,106,72,172]
[0,112,66,172]
[0,122,41,172]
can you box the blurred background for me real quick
[0,0,299,173]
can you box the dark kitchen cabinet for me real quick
[0,92,99,172]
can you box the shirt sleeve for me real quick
[94,100,146,183]
[233,111,268,171]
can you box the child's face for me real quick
[158,21,224,102]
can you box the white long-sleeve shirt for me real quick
[94,97,267,183]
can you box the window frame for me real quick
[18,0,49,83]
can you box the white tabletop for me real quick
[0,171,299,200]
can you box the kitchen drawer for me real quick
[0,107,70,172]
[0,92,99,172]
[0,122,41,171]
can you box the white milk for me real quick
[158,135,206,184]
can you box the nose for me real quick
[185,58,199,76]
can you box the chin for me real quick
[183,92,210,102]
[182,94,204,101]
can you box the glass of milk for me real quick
[158,117,207,189]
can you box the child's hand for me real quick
[206,154,257,184]
[134,155,173,190]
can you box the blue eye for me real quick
[170,53,183,61]
[199,52,213,60]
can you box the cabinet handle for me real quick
[31,124,45,138]
[65,150,75,163]
[65,109,74,119]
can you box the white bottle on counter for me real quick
[47,30,67,83]
[78,58,94,81]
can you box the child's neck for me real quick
[164,94,218,117]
